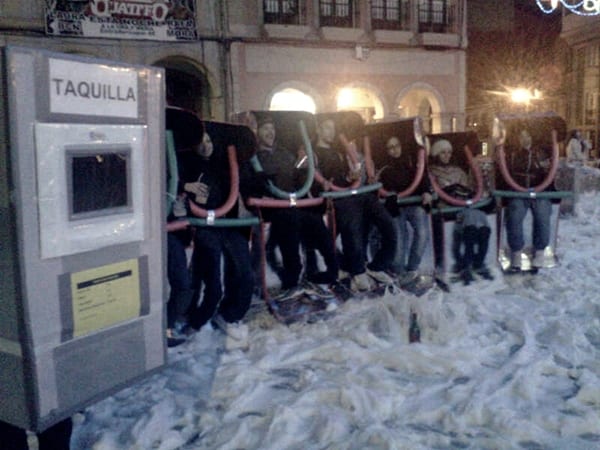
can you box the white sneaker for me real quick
[532,249,546,268]
[212,315,249,342]
[351,272,373,292]
[366,269,394,285]
[510,250,522,269]
[338,269,350,280]
[398,270,418,286]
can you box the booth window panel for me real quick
[264,0,302,24]
[67,146,132,220]
[371,0,409,31]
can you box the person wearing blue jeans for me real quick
[391,205,429,274]
[504,128,553,270]
[506,197,552,267]
[375,135,431,283]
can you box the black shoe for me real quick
[306,270,337,285]
[166,328,187,347]
[461,269,474,285]
[167,336,186,348]
[475,266,494,280]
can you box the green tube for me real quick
[166,130,179,216]
[250,120,315,200]
[431,196,494,215]
[187,217,260,227]
[383,194,423,206]
[320,182,382,199]
[492,190,573,199]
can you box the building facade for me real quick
[561,12,600,152]
[1,0,467,132]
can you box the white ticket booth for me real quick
[0,46,166,432]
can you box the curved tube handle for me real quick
[428,145,484,207]
[166,130,179,216]
[495,129,559,193]
[250,120,315,199]
[378,147,426,199]
[319,182,382,199]
[363,135,377,183]
[188,145,240,218]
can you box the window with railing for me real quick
[319,0,357,28]
[371,0,409,31]
[418,0,452,33]
[264,0,302,25]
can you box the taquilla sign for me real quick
[49,58,139,118]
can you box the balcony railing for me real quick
[262,0,460,34]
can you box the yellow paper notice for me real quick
[71,259,141,337]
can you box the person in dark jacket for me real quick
[375,135,432,284]
[504,128,553,270]
[314,118,396,292]
[181,130,253,342]
[240,116,338,293]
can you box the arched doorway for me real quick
[396,84,444,133]
[269,88,317,113]
[154,56,211,118]
[336,86,384,123]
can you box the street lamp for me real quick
[509,87,542,106]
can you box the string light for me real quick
[535,0,600,15]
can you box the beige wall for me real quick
[231,43,466,131]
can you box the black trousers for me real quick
[0,418,72,450]
[189,227,254,328]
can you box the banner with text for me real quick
[45,0,197,41]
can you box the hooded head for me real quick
[431,139,453,164]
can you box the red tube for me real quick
[378,147,426,199]
[188,145,240,218]
[428,145,484,207]
[495,130,559,193]
[363,136,377,183]
[247,196,324,209]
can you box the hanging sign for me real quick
[45,0,198,41]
